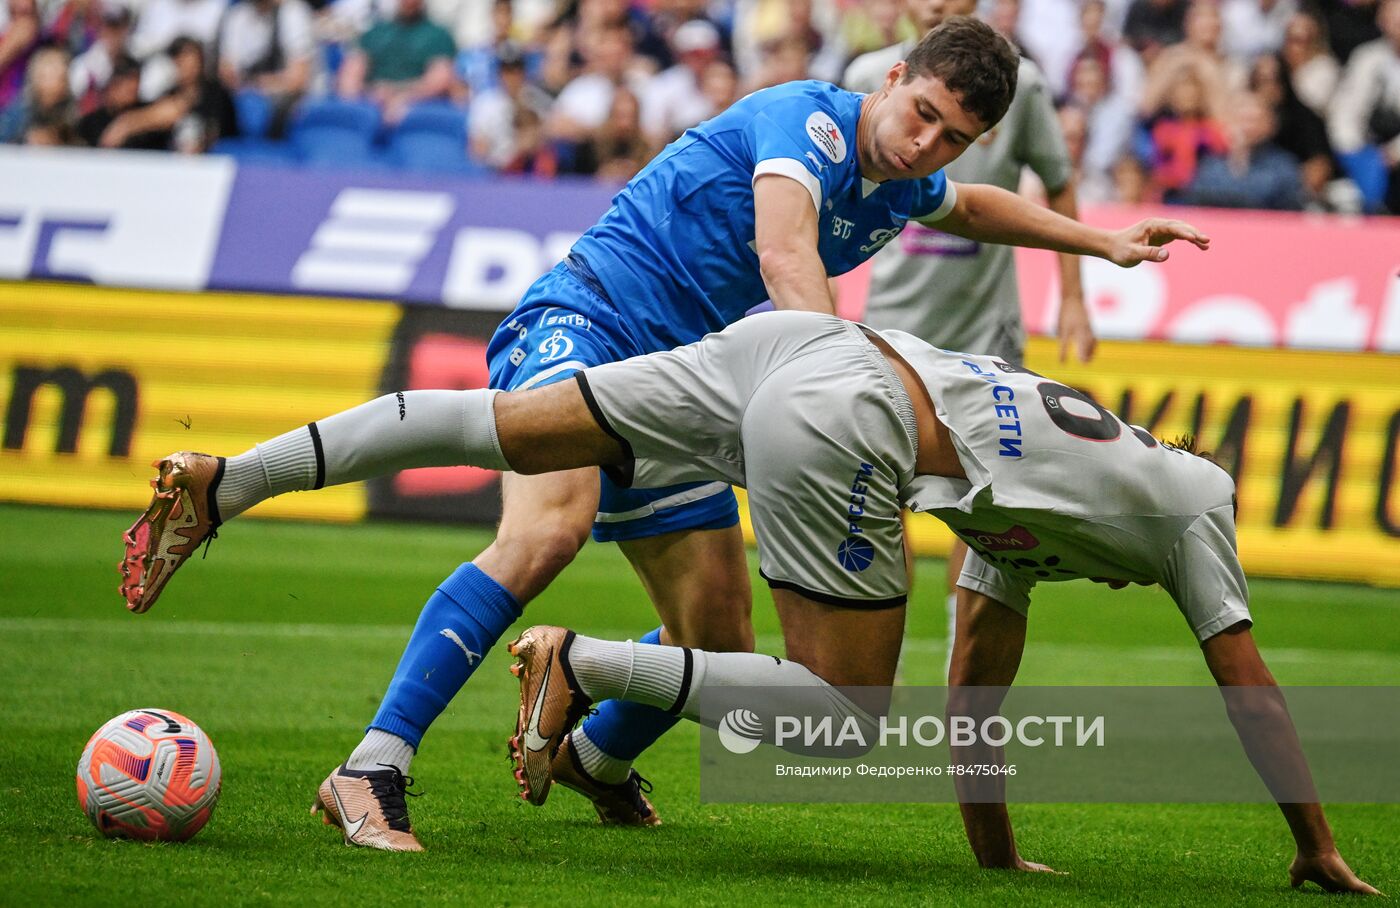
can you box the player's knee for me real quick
[670,618,754,653]
[494,519,590,585]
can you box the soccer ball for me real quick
[75,709,221,841]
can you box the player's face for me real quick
[862,65,987,182]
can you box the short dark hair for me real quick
[903,16,1019,128]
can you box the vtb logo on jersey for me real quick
[806,112,847,163]
[537,329,574,363]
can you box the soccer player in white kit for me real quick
[122,306,1375,892]
[845,0,1098,665]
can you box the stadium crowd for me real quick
[0,0,1397,212]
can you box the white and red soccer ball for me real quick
[75,709,221,841]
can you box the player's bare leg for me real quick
[620,527,754,657]
[771,588,905,688]
[943,537,969,675]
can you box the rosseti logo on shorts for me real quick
[838,463,877,571]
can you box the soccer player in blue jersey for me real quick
[122,17,1208,850]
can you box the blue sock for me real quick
[579,627,681,761]
[369,563,520,748]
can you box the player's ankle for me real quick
[571,728,633,785]
[346,728,416,774]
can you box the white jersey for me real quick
[844,52,1072,360]
[884,329,1251,642]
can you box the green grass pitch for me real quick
[0,503,1395,905]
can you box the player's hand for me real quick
[1105,218,1210,267]
[1289,849,1383,895]
[1014,857,1066,874]
[1056,295,1097,364]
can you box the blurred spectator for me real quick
[571,82,650,179]
[747,33,807,90]
[0,0,39,110]
[24,106,74,142]
[1017,0,1081,95]
[47,0,103,58]
[1320,0,1381,63]
[1140,0,1244,119]
[1112,153,1155,203]
[90,37,236,150]
[1249,52,1346,209]
[642,0,726,72]
[548,22,646,143]
[218,0,317,122]
[468,40,549,167]
[337,0,457,119]
[69,3,131,113]
[1182,91,1304,209]
[840,0,915,62]
[1121,0,1187,63]
[503,103,557,175]
[1280,8,1339,117]
[733,0,841,82]
[640,17,720,146]
[699,57,738,112]
[0,43,73,142]
[1056,102,1108,201]
[535,21,574,95]
[75,53,171,146]
[128,0,226,60]
[1221,0,1296,62]
[1065,0,1144,107]
[1328,0,1400,210]
[456,0,526,95]
[985,0,1025,45]
[1146,67,1229,198]
[1063,53,1134,198]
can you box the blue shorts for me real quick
[486,259,739,543]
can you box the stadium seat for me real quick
[234,90,275,139]
[210,137,298,166]
[387,103,485,174]
[289,97,383,166]
[1337,146,1390,213]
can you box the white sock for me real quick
[571,728,632,784]
[566,635,688,712]
[565,634,878,756]
[214,389,507,521]
[216,430,318,520]
[346,729,416,774]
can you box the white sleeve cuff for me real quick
[917,179,959,224]
[753,158,822,212]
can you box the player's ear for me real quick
[886,60,906,89]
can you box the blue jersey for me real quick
[569,80,956,352]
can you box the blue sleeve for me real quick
[744,93,848,210]
[909,171,958,222]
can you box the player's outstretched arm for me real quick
[752,174,838,315]
[933,182,1210,268]
[1200,624,1382,896]
[947,589,1061,874]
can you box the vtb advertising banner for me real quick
[4,146,1400,352]
[3,281,1397,586]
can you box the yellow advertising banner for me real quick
[0,281,399,521]
[4,281,1398,586]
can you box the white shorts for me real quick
[577,311,919,608]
